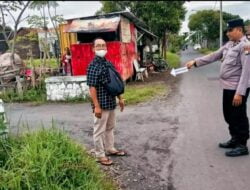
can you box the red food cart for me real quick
[60,11,157,80]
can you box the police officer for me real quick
[186,18,250,157]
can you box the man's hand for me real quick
[232,94,242,107]
[119,99,125,112]
[94,106,102,118]
[186,60,196,69]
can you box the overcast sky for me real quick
[2,1,250,34]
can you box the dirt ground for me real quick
[129,70,176,86]
[98,70,181,190]
[6,48,250,190]
[6,69,180,190]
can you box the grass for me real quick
[0,85,47,104]
[0,117,6,132]
[198,48,217,55]
[166,51,181,68]
[0,82,89,105]
[0,116,7,139]
[0,83,166,105]
[0,128,117,190]
[124,83,167,105]
[24,58,59,69]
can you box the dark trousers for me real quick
[223,89,250,146]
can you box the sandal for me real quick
[107,150,127,156]
[96,157,113,166]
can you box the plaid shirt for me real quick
[87,56,117,111]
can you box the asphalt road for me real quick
[172,47,250,190]
[4,47,250,190]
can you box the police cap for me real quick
[226,18,244,31]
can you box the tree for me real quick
[188,10,240,48]
[29,1,51,66]
[95,1,127,15]
[245,19,250,26]
[96,1,186,59]
[0,1,31,66]
[28,1,63,66]
[0,3,12,49]
[0,1,31,95]
[0,25,12,53]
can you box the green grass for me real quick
[24,58,59,69]
[0,82,89,104]
[0,128,117,190]
[0,117,6,132]
[1,83,166,105]
[198,48,217,55]
[0,85,47,104]
[124,83,167,105]
[0,116,7,139]
[166,51,180,68]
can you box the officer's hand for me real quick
[186,60,196,69]
[232,94,242,107]
[94,106,102,118]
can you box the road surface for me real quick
[4,47,250,190]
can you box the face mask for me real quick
[95,50,107,57]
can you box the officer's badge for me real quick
[244,45,250,55]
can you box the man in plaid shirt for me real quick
[87,38,126,166]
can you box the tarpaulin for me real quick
[64,17,120,33]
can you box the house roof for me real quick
[17,27,56,35]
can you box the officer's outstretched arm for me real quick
[193,46,225,68]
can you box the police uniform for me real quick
[193,19,250,156]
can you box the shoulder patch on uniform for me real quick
[244,44,250,55]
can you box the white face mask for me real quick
[95,50,107,57]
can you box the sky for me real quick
[181,1,250,34]
[2,1,250,34]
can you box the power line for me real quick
[213,0,217,10]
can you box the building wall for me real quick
[15,28,40,59]
[45,76,89,101]
[59,24,77,56]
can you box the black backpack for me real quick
[104,65,124,97]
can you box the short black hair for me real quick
[92,37,105,46]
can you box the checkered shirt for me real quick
[87,56,117,111]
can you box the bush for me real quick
[168,33,185,53]
[25,58,59,69]
[198,48,213,55]
[0,128,117,190]
[0,83,47,103]
[166,52,180,68]
[198,48,217,55]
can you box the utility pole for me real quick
[220,0,223,47]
